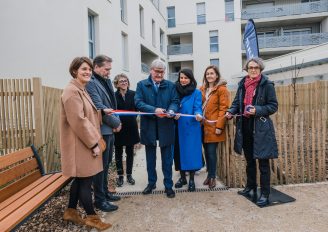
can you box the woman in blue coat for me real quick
[174,69,203,191]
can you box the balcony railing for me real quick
[167,44,193,55]
[167,73,179,82]
[141,63,150,73]
[242,0,328,20]
[242,33,328,50]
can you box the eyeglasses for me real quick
[248,66,260,70]
[118,79,128,84]
[152,69,165,75]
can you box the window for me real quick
[283,28,312,36]
[210,59,220,67]
[88,13,96,59]
[209,30,219,53]
[301,0,320,2]
[196,2,206,25]
[139,5,144,37]
[120,0,127,23]
[225,0,234,21]
[160,29,164,53]
[122,33,128,70]
[167,6,176,28]
[257,31,275,38]
[152,20,156,47]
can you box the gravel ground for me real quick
[16,182,328,232]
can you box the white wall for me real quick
[0,0,166,90]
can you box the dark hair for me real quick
[93,55,113,68]
[202,65,221,89]
[69,57,93,78]
[178,68,197,86]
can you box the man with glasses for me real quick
[135,59,179,198]
[86,55,122,212]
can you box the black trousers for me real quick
[115,145,134,175]
[243,118,271,195]
[68,177,96,215]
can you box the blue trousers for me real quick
[145,145,173,189]
[93,134,114,203]
[203,142,218,178]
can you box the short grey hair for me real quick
[243,57,265,72]
[150,59,166,70]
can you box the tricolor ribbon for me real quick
[112,110,218,124]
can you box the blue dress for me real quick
[174,89,203,171]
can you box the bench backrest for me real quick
[0,146,44,203]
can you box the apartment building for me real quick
[241,0,328,61]
[165,0,243,85]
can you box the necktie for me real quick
[155,83,159,92]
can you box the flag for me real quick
[243,19,259,59]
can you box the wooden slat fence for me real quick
[219,109,327,188]
[0,79,35,155]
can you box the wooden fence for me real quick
[0,78,62,172]
[219,109,327,188]
[1,78,328,184]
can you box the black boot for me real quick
[238,186,257,201]
[256,193,269,207]
[127,175,135,185]
[188,171,196,192]
[116,175,124,187]
[175,171,187,188]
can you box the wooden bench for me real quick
[0,145,71,232]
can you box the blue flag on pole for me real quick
[243,19,259,59]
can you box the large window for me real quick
[283,28,312,36]
[160,29,164,53]
[152,19,156,47]
[88,13,96,59]
[225,0,234,21]
[120,0,127,23]
[139,5,144,37]
[122,33,128,70]
[196,2,206,25]
[209,30,219,53]
[167,6,176,28]
[210,59,220,68]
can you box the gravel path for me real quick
[16,182,328,232]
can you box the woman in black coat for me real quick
[113,74,140,187]
[226,57,278,207]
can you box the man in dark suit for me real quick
[86,55,122,212]
[135,59,179,198]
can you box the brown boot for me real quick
[209,178,216,189]
[203,177,210,185]
[85,214,112,231]
[63,208,84,225]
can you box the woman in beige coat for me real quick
[60,57,111,231]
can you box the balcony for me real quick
[242,33,328,51]
[167,44,193,55]
[241,0,328,20]
[141,63,150,73]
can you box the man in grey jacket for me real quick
[86,55,122,212]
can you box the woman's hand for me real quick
[215,128,222,135]
[225,112,233,120]
[174,113,181,120]
[195,114,203,122]
[92,146,101,157]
